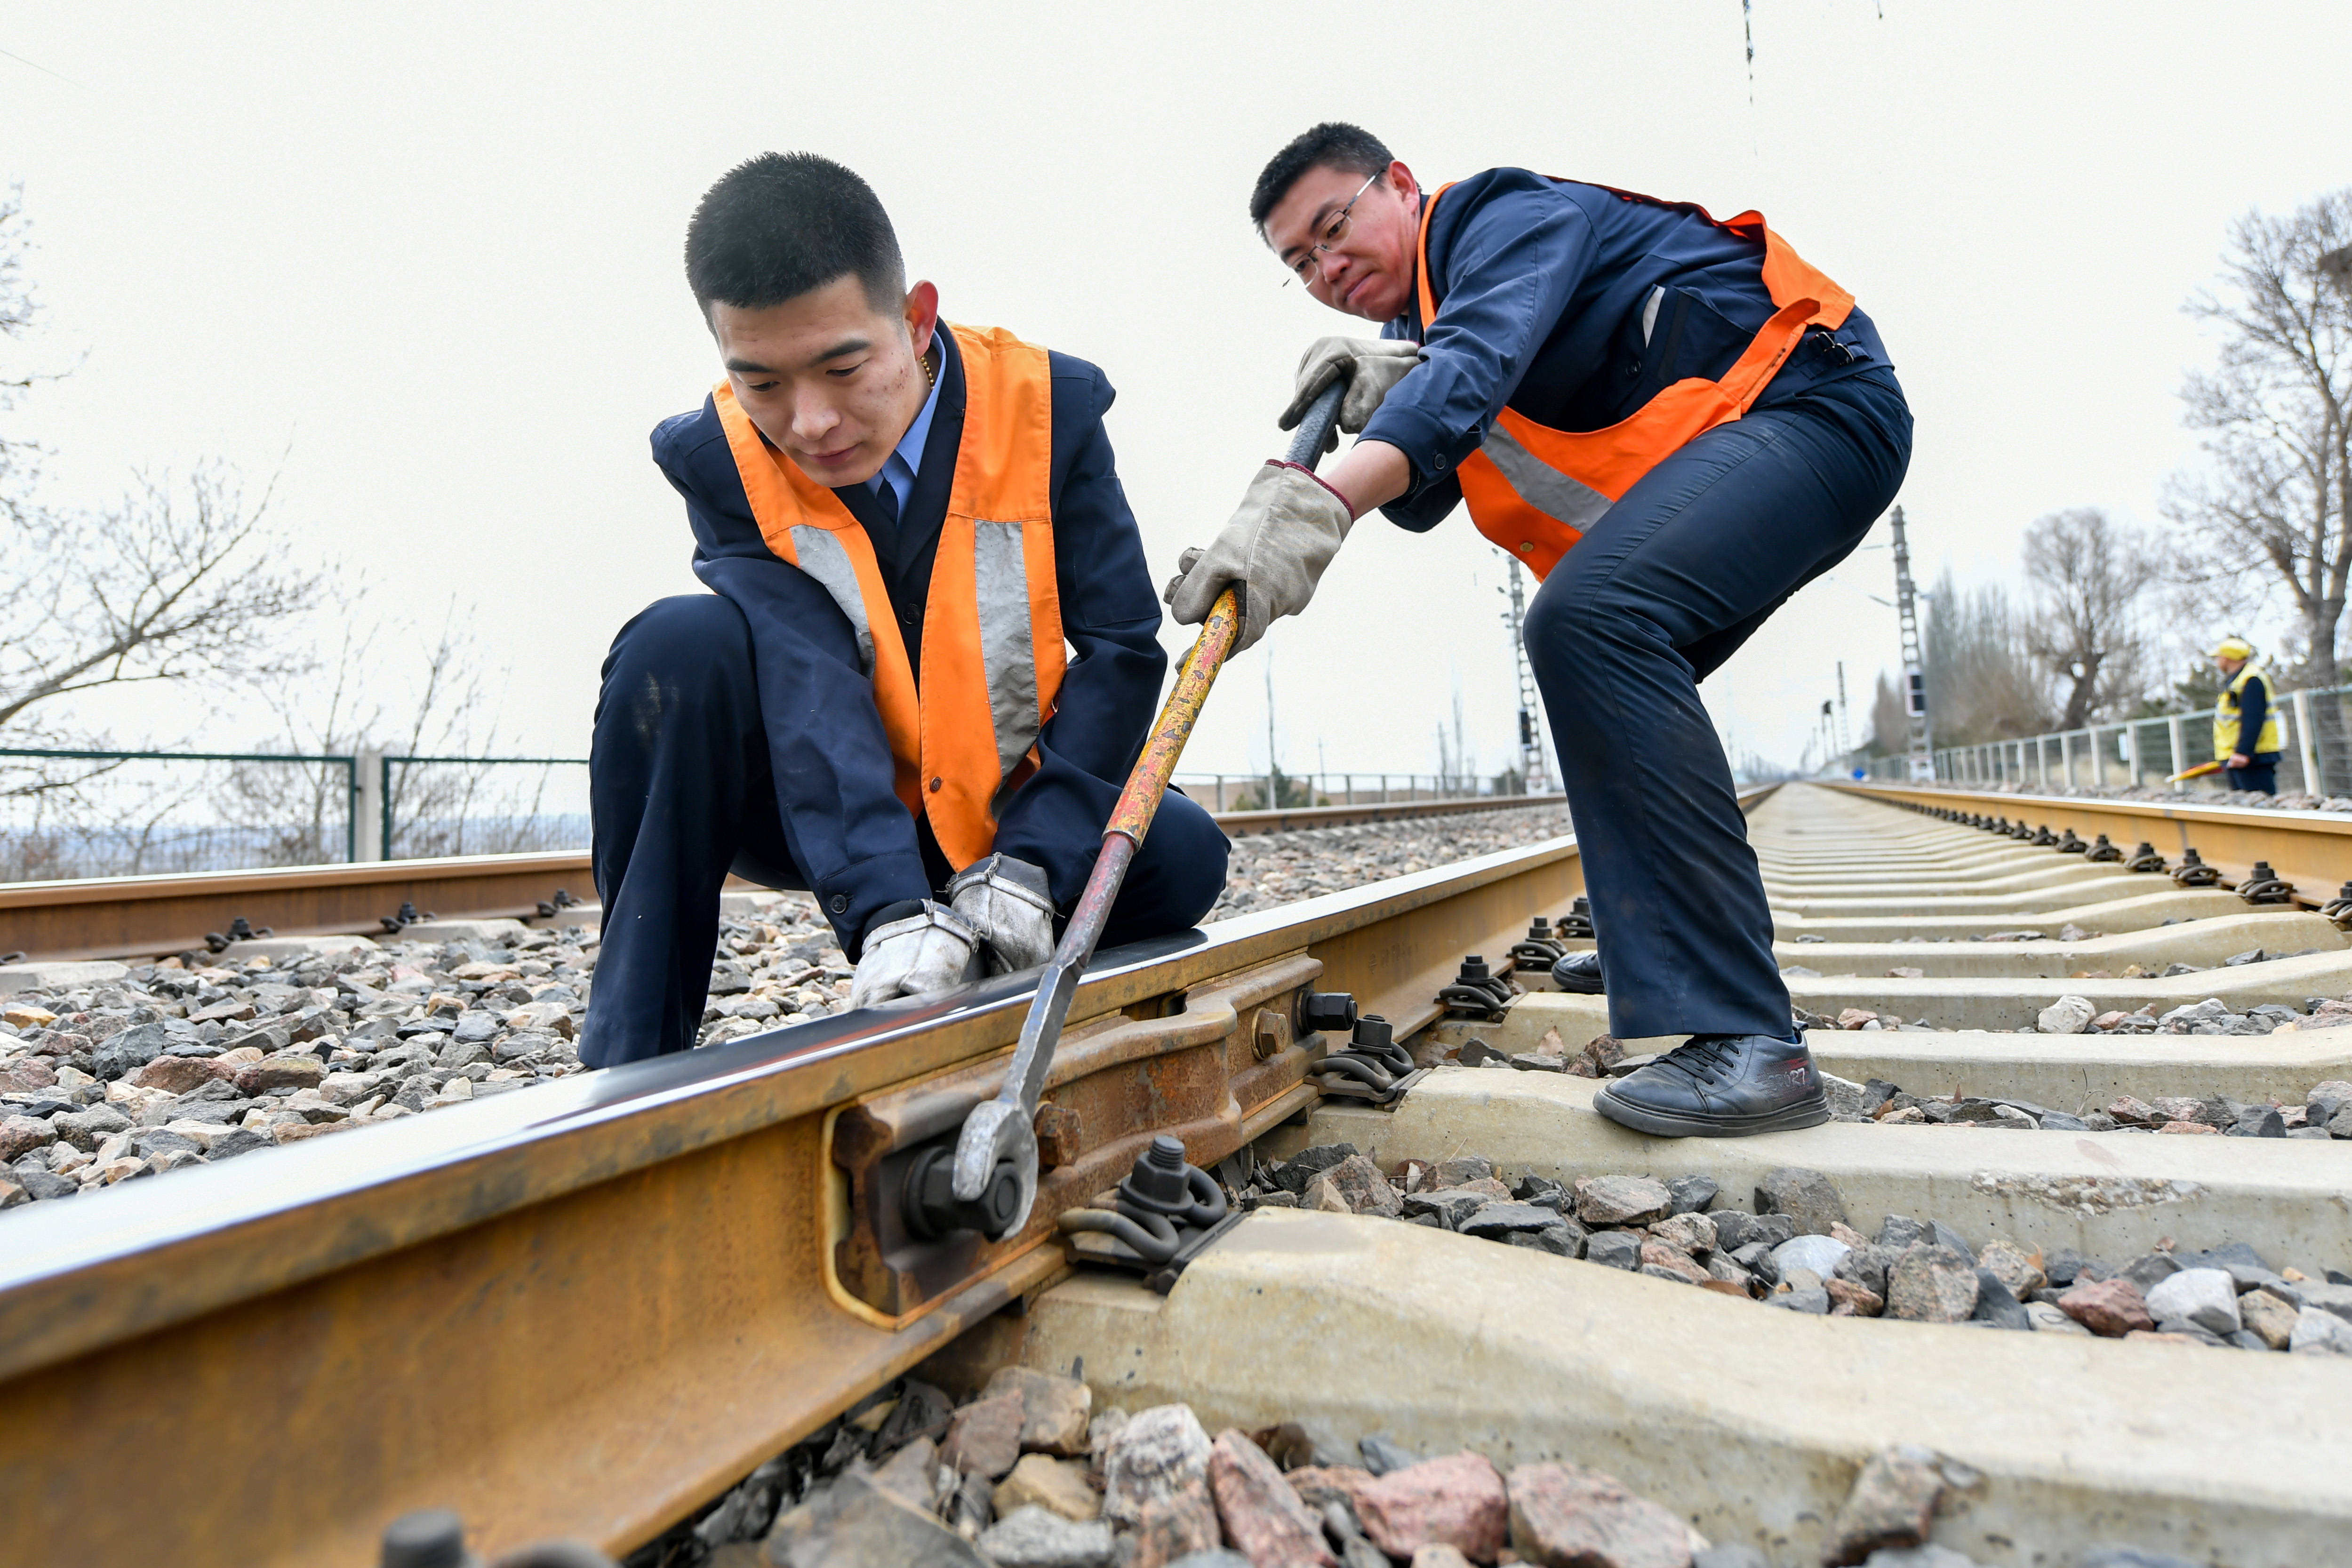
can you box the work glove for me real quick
[1280,337,1425,448]
[946,853,1057,975]
[1163,462,1354,653]
[848,901,983,1010]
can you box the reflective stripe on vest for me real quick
[2215,663,2283,757]
[1415,179,1856,579]
[710,322,1065,868]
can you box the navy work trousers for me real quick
[583,594,1229,1067]
[2224,755,2279,794]
[1524,367,1913,1040]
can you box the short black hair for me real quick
[685,152,905,314]
[1249,122,1395,231]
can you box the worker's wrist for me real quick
[1320,439,1411,518]
[1266,459,1355,515]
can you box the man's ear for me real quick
[1385,159,1418,203]
[904,280,941,358]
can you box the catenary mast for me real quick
[1890,504,1933,778]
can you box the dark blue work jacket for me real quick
[1364,168,1892,533]
[649,329,1167,955]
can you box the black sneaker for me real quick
[1549,950,1604,994]
[1592,1033,1830,1137]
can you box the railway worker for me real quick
[1168,123,1912,1137]
[2211,636,2281,795]
[581,154,1229,1067]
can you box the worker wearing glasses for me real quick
[1166,123,1912,1138]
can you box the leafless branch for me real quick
[2164,189,2352,685]
[2020,508,2158,728]
[0,463,322,733]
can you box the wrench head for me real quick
[951,1096,1039,1239]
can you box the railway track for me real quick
[3,783,2350,1567]
[0,793,1563,966]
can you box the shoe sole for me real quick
[1551,975,1605,995]
[1590,1085,1832,1139]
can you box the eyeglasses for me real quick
[1282,172,1381,288]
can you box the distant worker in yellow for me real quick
[2212,636,2281,795]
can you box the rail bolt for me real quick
[2237,861,2296,905]
[1440,956,1516,1021]
[381,1511,480,1568]
[203,916,273,954]
[2172,848,2223,888]
[1296,989,1359,1037]
[901,1141,1027,1241]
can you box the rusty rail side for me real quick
[0,832,1594,1567]
[1832,781,2352,909]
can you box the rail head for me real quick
[1832,780,2352,909]
[1832,779,2352,840]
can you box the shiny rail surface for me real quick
[1834,781,2352,911]
[0,802,1610,1567]
[0,794,1566,965]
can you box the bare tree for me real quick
[2,192,320,745]
[0,464,320,738]
[1923,571,2053,747]
[218,596,549,864]
[0,186,46,512]
[1866,671,1909,757]
[2021,508,2157,729]
[2164,190,2352,687]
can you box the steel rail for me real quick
[0,795,1567,966]
[0,800,1640,1568]
[1834,781,2352,910]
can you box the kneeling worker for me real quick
[1169,124,1912,1136]
[583,154,1229,1068]
[2212,637,2280,795]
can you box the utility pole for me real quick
[1264,654,1279,811]
[1499,558,1551,793]
[1890,504,1933,779]
[1835,661,1851,767]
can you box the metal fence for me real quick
[1,746,1516,883]
[378,754,589,860]
[0,748,359,881]
[1861,684,2352,799]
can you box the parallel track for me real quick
[0,793,1563,965]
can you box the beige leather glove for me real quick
[848,902,983,1009]
[1162,461,1354,652]
[1280,337,1425,444]
[946,853,1056,975]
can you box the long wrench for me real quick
[946,380,1349,1236]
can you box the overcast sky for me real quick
[4,2,2348,782]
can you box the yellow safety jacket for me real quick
[711,323,1065,869]
[2214,662,2283,757]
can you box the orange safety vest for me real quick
[711,322,1065,869]
[1416,180,1855,578]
